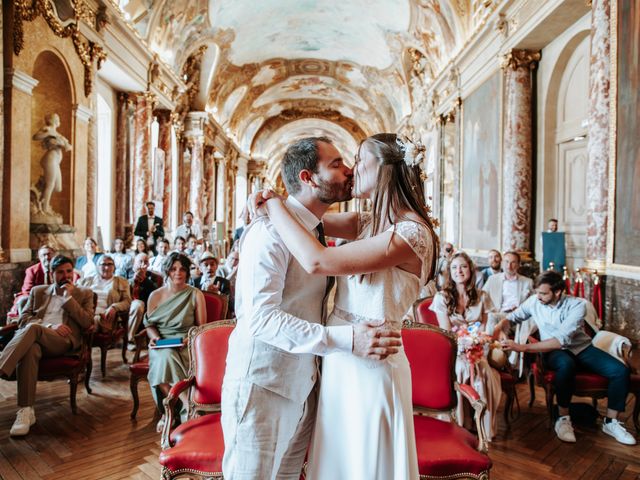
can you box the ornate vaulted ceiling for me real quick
[118,0,494,177]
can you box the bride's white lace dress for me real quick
[307,219,434,480]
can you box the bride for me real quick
[256,133,439,479]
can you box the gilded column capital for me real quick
[501,49,541,71]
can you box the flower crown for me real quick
[396,135,426,167]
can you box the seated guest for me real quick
[496,271,635,445]
[430,252,501,441]
[149,238,170,273]
[482,251,533,331]
[144,252,205,428]
[9,244,55,317]
[216,249,239,281]
[0,255,94,436]
[78,255,131,333]
[75,237,103,279]
[172,236,187,254]
[190,252,220,293]
[547,218,559,232]
[128,253,161,342]
[174,211,202,241]
[477,249,502,288]
[111,237,133,279]
[184,234,201,263]
[135,238,149,256]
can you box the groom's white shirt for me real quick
[225,196,352,402]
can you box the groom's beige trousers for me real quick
[221,378,317,480]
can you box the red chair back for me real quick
[413,296,439,326]
[402,323,457,411]
[189,321,234,408]
[202,292,229,323]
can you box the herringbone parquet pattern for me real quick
[0,348,638,479]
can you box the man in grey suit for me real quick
[221,137,402,480]
[0,255,94,436]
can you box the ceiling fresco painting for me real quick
[116,0,496,176]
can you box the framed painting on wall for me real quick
[609,0,640,272]
[460,71,502,252]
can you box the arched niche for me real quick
[31,49,74,224]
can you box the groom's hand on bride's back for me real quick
[352,323,402,360]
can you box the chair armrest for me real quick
[161,377,195,449]
[0,323,19,335]
[455,383,488,454]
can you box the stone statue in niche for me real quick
[30,113,72,224]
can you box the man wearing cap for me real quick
[190,252,220,294]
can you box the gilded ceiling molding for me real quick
[13,0,107,96]
[501,49,541,71]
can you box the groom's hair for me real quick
[281,136,332,194]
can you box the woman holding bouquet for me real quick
[430,251,502,440]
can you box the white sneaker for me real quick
[10,407,36,436]
[554,416,576,443]
[602,419,637,445]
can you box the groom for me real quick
[221,137,403,479]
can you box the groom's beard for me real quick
[315,178,353,204]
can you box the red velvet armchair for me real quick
[87,310,129,382]
[402,321,492,480]
[159,321,234,480]
[530,337,640,431]
[129,291,229,420]
[412,296,439,326]
[3,326,94,414]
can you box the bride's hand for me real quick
[247,189,283,219]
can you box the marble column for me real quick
[585,0,610,271]
[85,97,97,239]
[204,147,216,227]
[4,69,39,262]
[215,158,226,224]
[184,112,207,225]
[114,93,132,236]
[501,49,540,257]
[156,110,172,229]
[132,93,154,219]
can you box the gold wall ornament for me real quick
[13,0,107,96]
[501,49,541,71]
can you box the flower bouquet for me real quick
[453,322,492,383]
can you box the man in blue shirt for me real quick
[496,271,635,446]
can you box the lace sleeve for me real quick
[388,221,435,285]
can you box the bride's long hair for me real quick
[355,133,440,280]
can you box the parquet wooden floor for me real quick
[0,348,638,480]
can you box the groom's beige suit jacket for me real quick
[223,196,352,403]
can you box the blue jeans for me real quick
[544,344,630,413]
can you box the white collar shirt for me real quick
[42,289,69,327]
[231,195,352,355]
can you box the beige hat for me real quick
[199,251,218,264]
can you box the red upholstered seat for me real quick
[38,356,82,375]
[412,296,439,326]
[202,292,229,324]
[129,360,149,376]
[159,321,234,480]
[414,415,490,477]
[531,350,640,432]
[499,370,516,385]
[160,412,224,475]
[403,322,492,480]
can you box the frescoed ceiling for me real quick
[117,0,496,179]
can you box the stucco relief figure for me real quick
[31,113,72,223]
